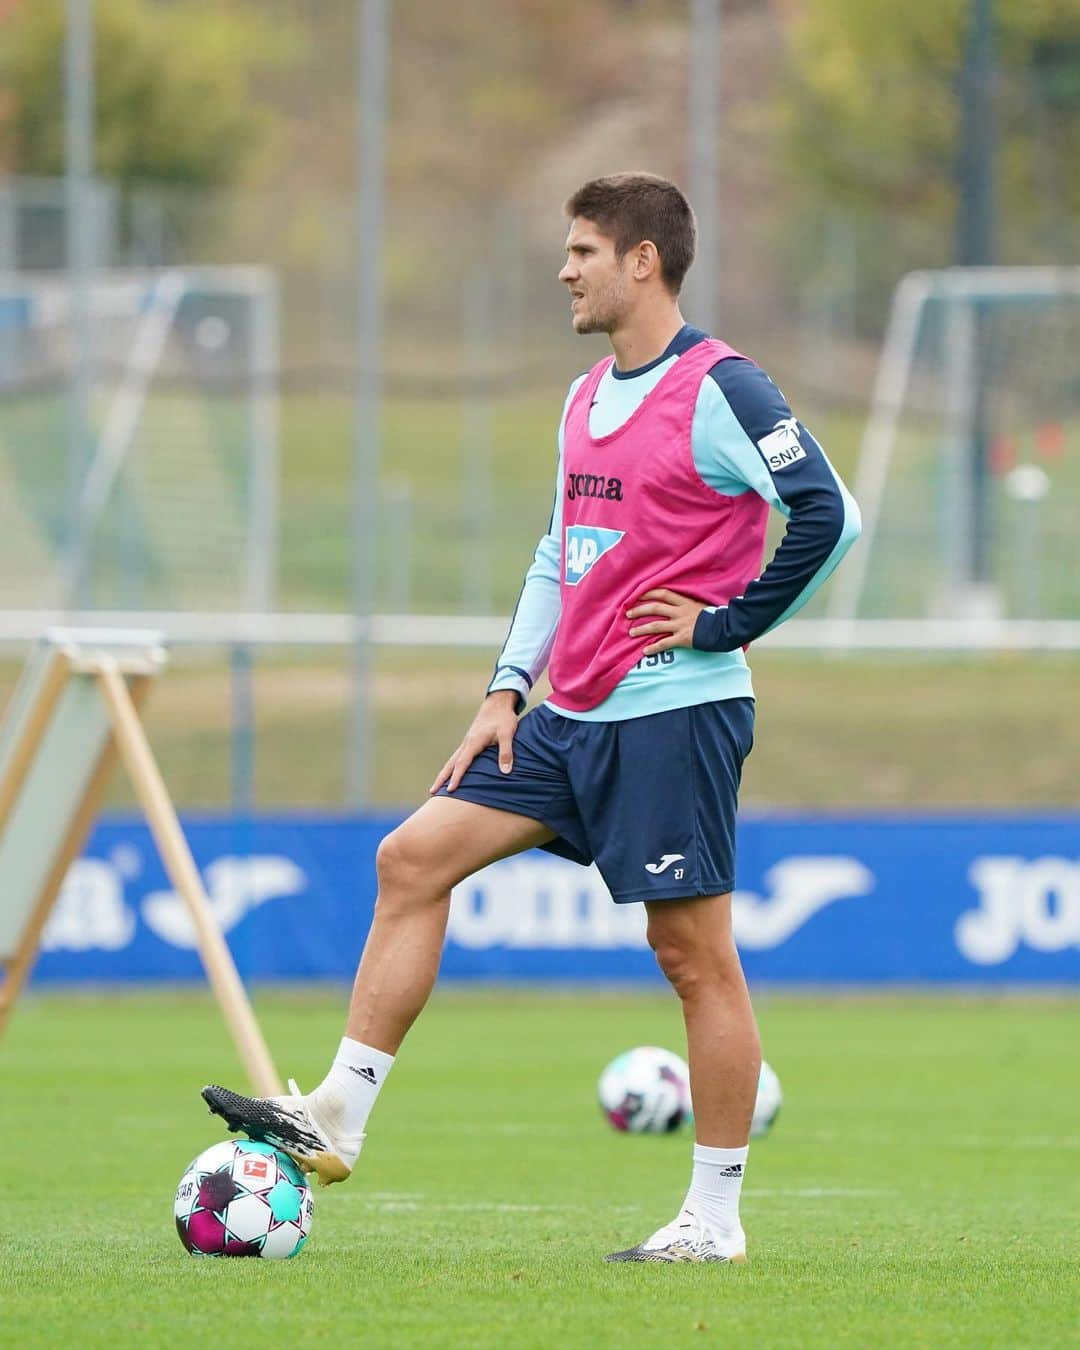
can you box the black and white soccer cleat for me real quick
[605,1211,747,1264]
[201,1078,363,1187]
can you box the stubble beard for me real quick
[572,275,626,336]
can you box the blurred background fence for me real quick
[0,0,1077,811]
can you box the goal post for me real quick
[0,629,281,1095]
[830,266,1080,626]
[0,266,279,613]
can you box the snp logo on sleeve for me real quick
[564,525,625,585]
[758,417,806,472]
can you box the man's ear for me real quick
[633,240,661,282]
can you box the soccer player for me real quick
[202,173,861,1264]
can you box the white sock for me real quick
[683,1143,748,1235]
[312,1037,395,1137]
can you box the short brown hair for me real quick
[564,173,696,295]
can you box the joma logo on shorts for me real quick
[566,473,623,502]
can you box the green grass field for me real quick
[3,990,1077,1347]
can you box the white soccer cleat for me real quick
[604,1210,747,1264]
[201,1078,363,1187]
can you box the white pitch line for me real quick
[340,1193,645,1216]
[744,1187,891,1198]
[395,1122,578,1137]
[800,1128,1080,1151]
[351,1200,591,1215]
[344,1189,889,1214]
[954,1135,1080,1151]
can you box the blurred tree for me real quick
[0,0,289,189]
[782,0,1080,240]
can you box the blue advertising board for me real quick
[26,813,1080,986]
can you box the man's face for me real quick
[558,217,630,334]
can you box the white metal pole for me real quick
[942,298,978,611]
[349,0,390,807]
[65,0,95,608]
[248,279,280,612]
[688,0,720,335]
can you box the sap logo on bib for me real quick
[565,525,624,585]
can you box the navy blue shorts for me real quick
[437,698,754,904]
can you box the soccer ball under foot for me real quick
[174,1138,313,1258]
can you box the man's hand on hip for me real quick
[430,689,521,794]
[627,587,707,655]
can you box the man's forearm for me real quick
[693,480,861,651]
[487,542,562,710]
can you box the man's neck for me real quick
[609,309,687,374]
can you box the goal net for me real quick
[830,267,1080,628]
[0,267,278,613]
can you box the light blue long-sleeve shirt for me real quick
[488,326,861,721]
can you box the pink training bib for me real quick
[547,338,769,712]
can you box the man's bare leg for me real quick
[203,794,553,1181]
[346,795,555,1051]
[645,894,760,1146]
[607,894,759,1262]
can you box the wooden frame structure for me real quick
[0,629,280,1094]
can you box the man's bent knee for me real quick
[375,796,554,909]
[375,793,553,901]
[374,826,438,903]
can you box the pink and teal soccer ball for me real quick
[174,1139,313,1258]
